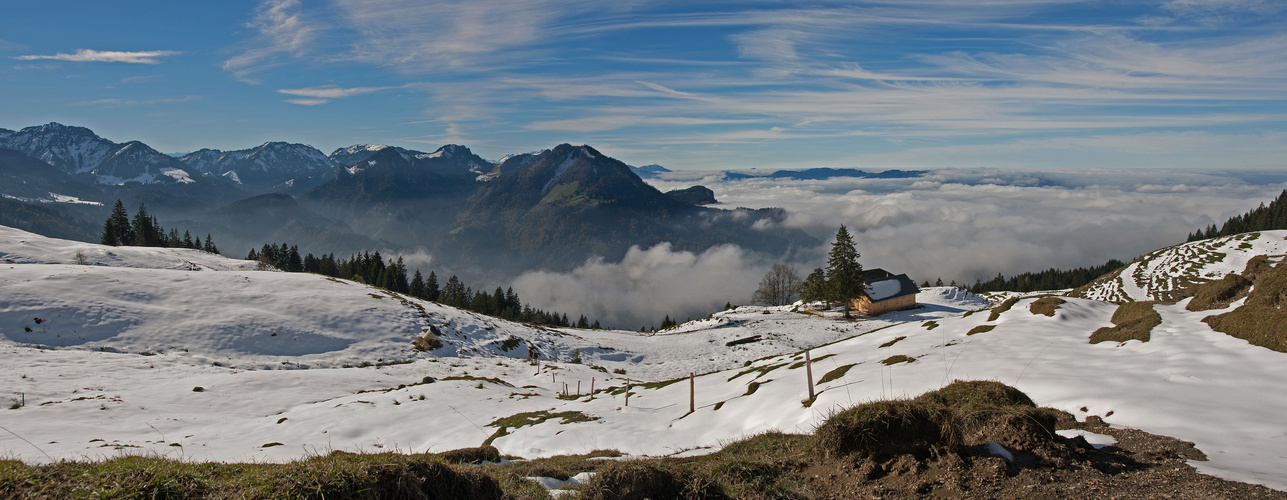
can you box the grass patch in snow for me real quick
[923,320,940,329]
[789,353,833,370]
[987,297,1020,321]
[744,381,762,396]
[441,375,513,387]
[1185,273,1252,311]
[1203,260,1287,352]
[881,355,915,366]
[483,410,600,446]
[727,362,788,382]
[817,363,857,385]
[966,325,996,336]
[1029,297,1066,317]
[878,336,907,348]
[1090,302,1161,344]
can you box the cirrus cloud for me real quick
[14,49,180,64]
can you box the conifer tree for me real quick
[101,200,133,246]
[825,225,865,318]
[426,271,440,301]
[410,270,426,298]
[130,204,158,246]
[799,267,828,307]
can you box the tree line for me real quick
[246,242,600,329]
[100,200,219,253]
[1187,189,1287,242]
[964,258,1127,294]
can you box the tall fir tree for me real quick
[102,200,133,246]
[409,270,426,299]
[130,204,158,246]
[425,271,440,302]
[825,225,865,318]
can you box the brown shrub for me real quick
[966,325,996,336]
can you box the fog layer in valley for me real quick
[507,168,1287,328]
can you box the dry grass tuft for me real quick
[966,325,996,336]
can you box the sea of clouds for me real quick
[503,168,1287,329]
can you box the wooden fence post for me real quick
[805,350,815,400]
[625,379,631,407]
[689,372,695,414]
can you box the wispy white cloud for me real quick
[277,85,393,104]
[69,96,200,107]
[0,39,27,51]
[283,98,329,106]
[15,49,179,64]
[223,0,324,81]
[214,0,1287,168]
[526,115,759,133]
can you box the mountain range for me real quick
[0,123,827,281]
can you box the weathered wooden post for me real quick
[577,381,581,395]
[689,372,696,414]
[590,378,595,396]
[625,379,631,406]
[805,350,815,400]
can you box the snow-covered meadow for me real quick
[2,226,1286,492]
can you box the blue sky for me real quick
[2,0,1286,170]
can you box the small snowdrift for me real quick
[1074,230,1287,302]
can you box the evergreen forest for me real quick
[246,242,599,329]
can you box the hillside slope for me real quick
[1073,231,1287,302]
[1,227,1286,492]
